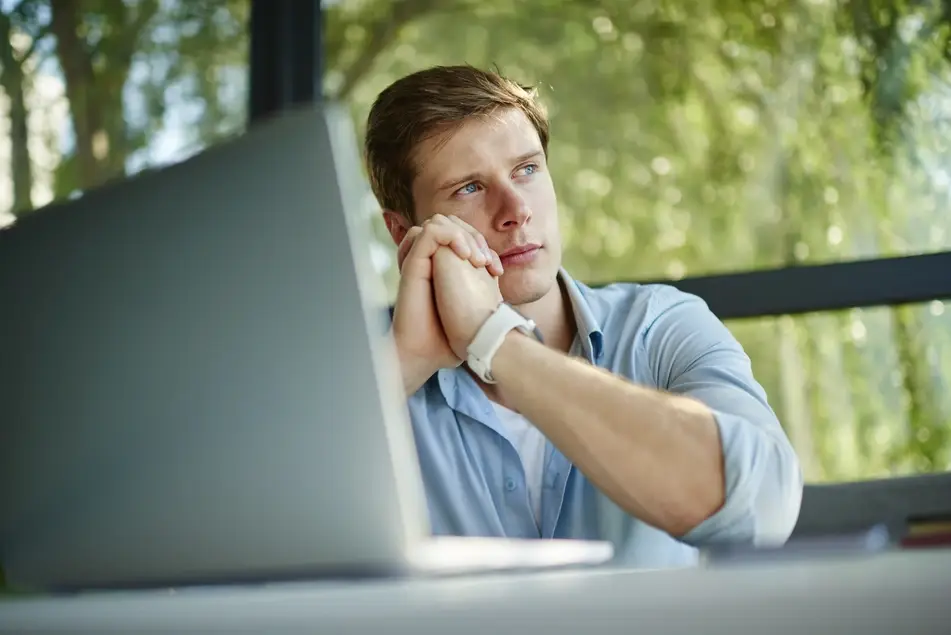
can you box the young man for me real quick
[365,65,803,568]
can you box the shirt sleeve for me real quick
[639,286,804,547]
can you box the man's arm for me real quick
[490,290,803,545]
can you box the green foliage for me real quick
[0,0,249,202]
[323,0,951,482]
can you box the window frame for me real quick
[248,0,323,123]
[633,251,951,320]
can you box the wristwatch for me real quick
[466,302,537,383]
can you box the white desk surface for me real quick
[1,549,949,635]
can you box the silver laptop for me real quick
[0,104,612,591]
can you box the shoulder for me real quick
[577,280,740,384]
[576,279,714,340]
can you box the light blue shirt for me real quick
[405,269,803,569]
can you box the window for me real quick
[325,0,951,481]
[727,301,951,484]
[327,1,951,284]
[0,0,248,228]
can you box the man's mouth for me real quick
[498,243,542,267]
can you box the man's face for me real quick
[400,108,562,307]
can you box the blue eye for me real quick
[456,182,478,196]
[519,164,538,176]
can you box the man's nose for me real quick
[494,184,532,231]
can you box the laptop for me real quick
[0,103,613,592]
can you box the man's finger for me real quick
[486,249,504,277]
[420,217,474,261]
[446,215,499,269]
[400,221,473,278]
[445,215,504,277]
[442,216,489,268]
[396,226,423,272]
[398,220,473,273]
[445,215,488,252]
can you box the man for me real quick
[365,65,803,568]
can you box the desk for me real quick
[1,549,948,635]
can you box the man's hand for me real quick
[393,214,503,395]
[432,246,504,361]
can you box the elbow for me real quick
[749,437,803,545]
[670,473,729,539]
[737,439,803,547]
[681,431,804,547]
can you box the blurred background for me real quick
[0,0,948,489]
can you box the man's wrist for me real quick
[397,348,441,397]
[463,303,537,384]
[482,329,536,384]
[455,306,496,360]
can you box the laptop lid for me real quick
[0,104,429,591]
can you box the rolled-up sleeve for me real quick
[640,287,804,547]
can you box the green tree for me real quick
[0,0,46,215]
[0,0,248,218]
[324,0,951,481]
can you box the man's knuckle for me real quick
[419,223,441,239]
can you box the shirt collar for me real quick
[557,268,604,365]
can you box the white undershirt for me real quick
[490,402,547,530]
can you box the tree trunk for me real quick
[49,0,105,190]
[0,11,34,215]
[50,0,156,192]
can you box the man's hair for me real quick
[364,65,550,220]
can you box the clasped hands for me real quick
[391,214,505,389]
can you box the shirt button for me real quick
[504,478,517,492]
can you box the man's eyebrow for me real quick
[437,172,478,192]
[512,149,544,165]
[436,149,544,192]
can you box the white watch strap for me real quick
[466,303,535,383]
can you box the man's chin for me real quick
[499,268,555,307]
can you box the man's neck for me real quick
[515,274,576,355]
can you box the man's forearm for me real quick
[490,331,726,537]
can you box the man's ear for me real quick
[382,209,412,247]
